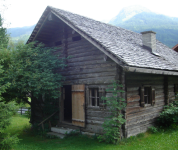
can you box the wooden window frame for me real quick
[89,88,99,107]
[174,84,178,97]
[140,85,155,107]
[55,40,62,46]
[72,35,81,42]
[86,86,106,109]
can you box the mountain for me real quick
[7,25,35,43]
[109,5,151,25]
[7,25,35,37]
[109,6,178,48]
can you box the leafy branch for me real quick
[98,80,126,144]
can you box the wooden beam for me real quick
[35,37,51,41]
[164,76,169,105]
[33,12,52,42]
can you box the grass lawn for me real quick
[5,115,178,150]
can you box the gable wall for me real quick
[49,24,117,85]
[48,22,119,134]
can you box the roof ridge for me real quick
[49,6,141,36]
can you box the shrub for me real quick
[0,102,20,150]
[0,133,19,150]
[148,126,158,133]
[157,100,178,127]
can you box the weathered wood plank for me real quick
[67,59,115,68]
[64,72,116,80]
[126,105,164,119]
[86,110,111,118]
[127,112,160,126]
[126,122,156,137]
[63,76,115,85]
[60,67,116,76]
[82,124,103,134]
[68,55,105,63]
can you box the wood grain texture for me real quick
[72,85,85,127]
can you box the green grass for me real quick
[5,115,178,150]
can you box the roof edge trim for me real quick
[124,66,178,76]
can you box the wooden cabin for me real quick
[27,6,178,138]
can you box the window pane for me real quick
[89,88,99,106]
[92,97,95,106]
[144,87,151,104]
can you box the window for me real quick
[72,35,81,41]
[86,86,106,108]
[89,88,99,106]
[174,84,178,98]
[144,87,151,104]
[140,86,155,107]
[55,41,62,46]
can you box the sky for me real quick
[1,0,178,28]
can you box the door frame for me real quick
[59,84,86,127]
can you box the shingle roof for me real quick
[28,6,178,72]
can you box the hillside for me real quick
[7,25,35,43]
[109,6,178,48]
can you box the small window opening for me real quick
[144,87,151,104]
[72,36,81,42]
[55,41,62,46]
[89,88,99,106]
[174,84,178,97]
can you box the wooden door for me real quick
[72,85,85,127]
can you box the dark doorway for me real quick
[63,85,72,123]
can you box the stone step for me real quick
[58,123,80,130]
[51,127,75,135]
[47,132,65,139]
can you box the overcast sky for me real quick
[1,0,178,28]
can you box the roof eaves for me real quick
[172,44,178,50]
[124,66,178,76]
[26,6,51,44]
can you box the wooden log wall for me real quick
[48,21,118,134]
[168,76,178,102]
[50,24,117,85]
[125,73,165,137]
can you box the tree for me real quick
[1,42,67,106]
[0,11,19,150]
[0,14,8,49]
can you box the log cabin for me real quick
[27,6,178,138]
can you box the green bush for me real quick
[0,102,20,150]
[157,100,178,127]
[97,81,126,144]
[0,133,20,150]
[148,126,158,133]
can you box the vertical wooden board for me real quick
[72,85,85,127]
[59,87,65,122]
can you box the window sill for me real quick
[87,106,100,109]
[144,104,151,107]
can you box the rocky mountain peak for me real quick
[109,5,151,24]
